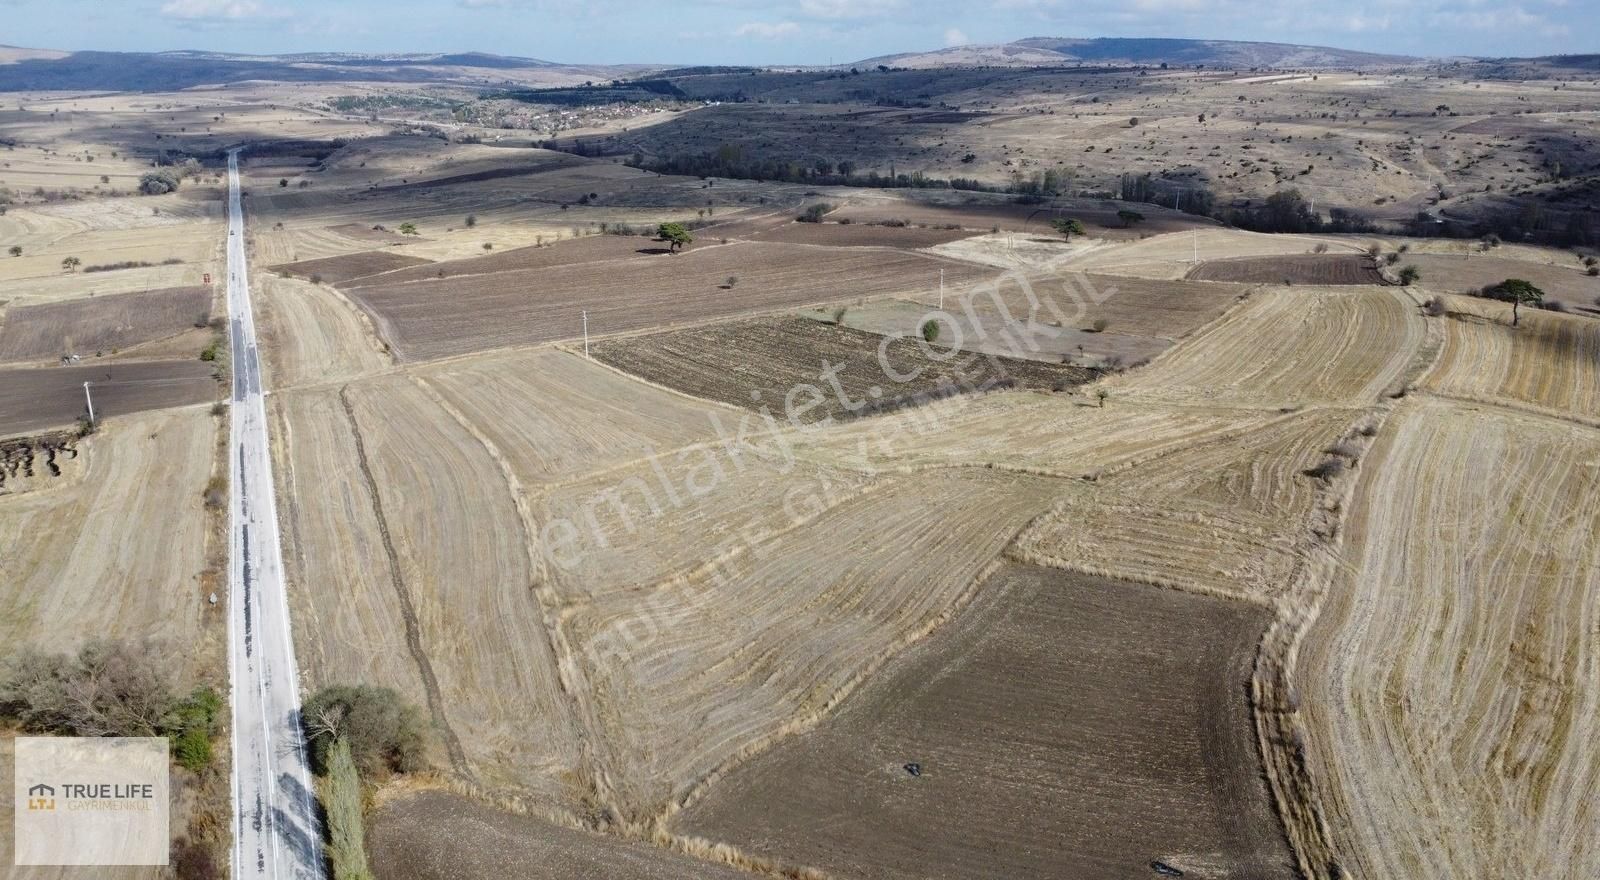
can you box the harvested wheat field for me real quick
[0,360,218,435]
[673,563,1292,880]
[1186,254,1387,285]
[1017,407,1356,602]
[1422,297,1600,420]
[0,408,216,658]
[0,286,211,363]
[790,387,1283,480]
[1296,400,1600,879]
[418,348,732,485]
[292,376,582,798]
[1106,287,1426,407]
[590,315,1095,424]
[369,790,753,880]
[269,250,433,285]
[1072,229,1366,280]
[255,274,392,389]
[561,470,1063,819]
[344,241,992,361]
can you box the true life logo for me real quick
[26,784,55,812]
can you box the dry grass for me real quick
[1421,296,1600,421]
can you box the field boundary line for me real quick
[337,383,475,780]
[404,373,606,806]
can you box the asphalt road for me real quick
[225,149,324,880]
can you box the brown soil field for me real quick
[563,470,1064,818]
[0,360,219,436]
[369,790,753,880]
[1106,287,1427,408]
[1422,297,1600,420]
[1407,253,1600,311]
[1186,254,1387,285]
[270,250,434,285]
[0,286,212,363]
[1297,400,1600,878]
[338,233,654,288]
[590,316,1095,424]
[1071,229,1369,281]
[344,241,993,362]
[0,408,216,658]
[673,563,1292,880]
[968,271,1251,341]
[746,220,976,249]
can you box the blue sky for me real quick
[1,0,1592,64]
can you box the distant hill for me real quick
[0,48,616,92]
[860,37,1418,70]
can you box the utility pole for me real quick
[939,269,945,311]
[82,381,95,426]
[582,310,589,358]
[1192,229,1199,265]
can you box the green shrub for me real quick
[920,319,939,342]
[797,203,833,223]
[173,726,212,773]
[324,738,375,880]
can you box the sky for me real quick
[0,0,1593,64]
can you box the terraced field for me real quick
[1297,400,1600,879]
[1422,297,1600,420]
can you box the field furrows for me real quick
[671,564,1292,880]
[0,409,213,655]
[1186,254,1387,285]
[559,470,1065,819]
[342,241,994,362]
[0,285,211,363]
[283,376,585,800]
[1422,297,1600,421]
[269,389,430,727]
[1107,287,1425,407]
[1016,407,1356,601]
[1297,400,1600,879]
[270,250,434,285]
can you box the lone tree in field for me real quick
[1116,210,1144,228]
[61,256,80,272]
[1052,217,1086,239]
[7,245,20,257]
[657,222,693,253]
[1397,265,1421,286]
[397,222,418,236]
[1487,278,1545,326]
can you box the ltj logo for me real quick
[26,783,56,812]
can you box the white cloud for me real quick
[943,27,969,46]
[159,0,285,20]
[735,21,802,38]
[798,0,906,19]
